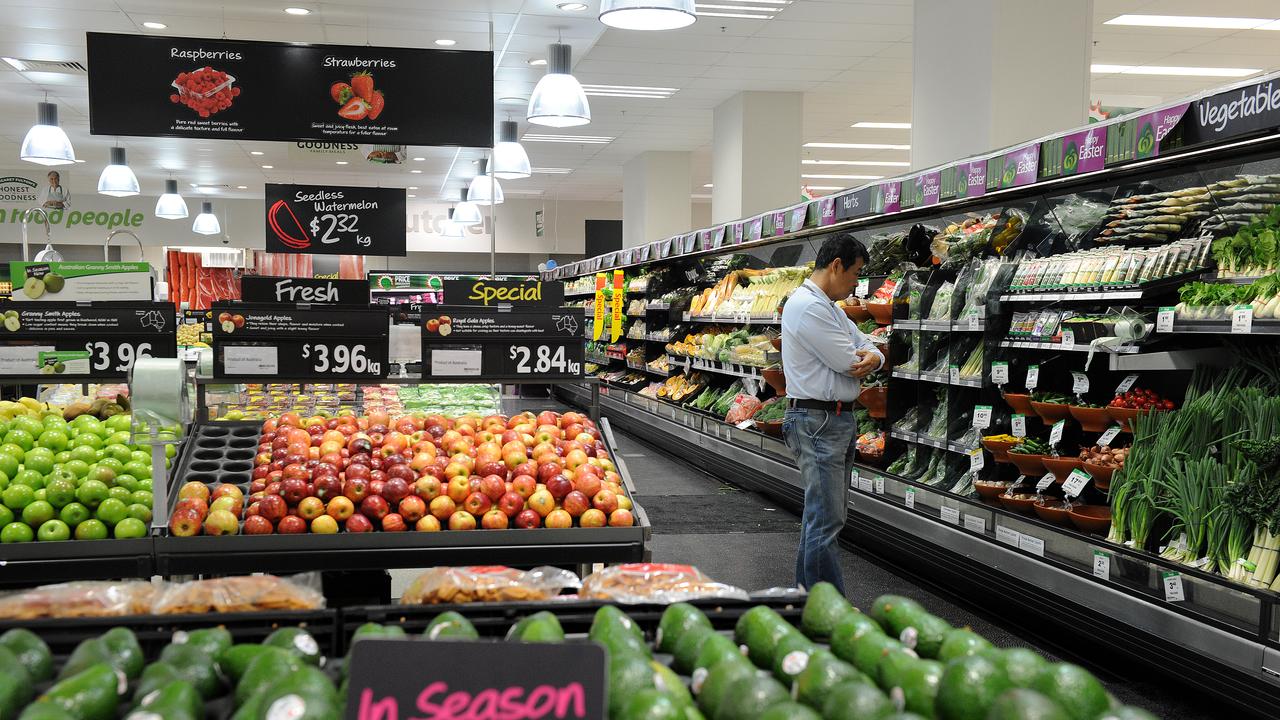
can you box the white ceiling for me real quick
[0,0,1277,206]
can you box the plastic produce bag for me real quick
[399,566,581,605]
[151,573,324,614]
[724,394,762,424]
[0,581,159,619]
[580,563,750,604]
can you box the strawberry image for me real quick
[350,72,374,101]
[367,90,385,120]
[338,97,370,121]
[330,82,353,104]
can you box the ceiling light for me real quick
[453,188,483,225]
[1104,14,1274,30]
[155,179,189,219]
[408,194,417,198]
[600,0,697,30]
[522,133,614,144]
[558,2,589,10]
[804,159,911,167]
[261,165,274,169]
[527,43,591,127]
[851,121,910,129]
[703,183,713,188]
[250,151,264,155]
[802,173,883,180]
[413,156,425,161]
[690,193,712,199]
[443,209,466,237]
[468,159,504,205]
[335,160,348,165]
[236,185,248,189]
[527,58,547,66]
[284,7,311,15]
[803,142,911,150]
[498,96,528,106]
[410,169,422,173]
[408,186,419,190]
[1090,63,1260,77]
[531,167,573,174]
[492,121,532,179]
[696,11,775,19]
[20,101,76,166]
[196,185,219,194]
[98,147,140,197]
[580,83,677,98]
[142,21,167,29]
[192,202,221,235]
[435,38,456,46]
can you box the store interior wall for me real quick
[622,151,692,248]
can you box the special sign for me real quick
[265,183,406,256]
[441,279,564,308]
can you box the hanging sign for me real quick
[86,33,494,147]
[441,278,564,309]
[211,303,389,379]
[424,293,584,382]
[0,301,176,378]
[610,270,624,343]
[9,262,152,302]
[241,276,369,306]
[964,161,987,198]
[834,186,877,221]
[265,183,406,256]
[592,274,606,342]
[1136,103,1190,159]
[998,143,1040,189]
[880,181,902,214]
[1181,80,1280,148]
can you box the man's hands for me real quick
[850,350,879,379]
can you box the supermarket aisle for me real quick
[611,428,1219,720]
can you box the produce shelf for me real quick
[684,313,780,325]
[0,537,155,588]
[664,355,766,380]
[998,339,1141,354]
[1164,318,1280,335]
[891,369,983,388]
[997,272,1200,303]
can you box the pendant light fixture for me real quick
[154,179,189,219]
[492,121,532,180]
[20,101,76,166]
[97,147,140,197]
[443,208,466,238]
[599,0,697,30]
[192,201,221,235]
[467,159,504,206]
[527,43,591,127]
[453,187,483,226]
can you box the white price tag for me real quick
[941,506,961,525]
[431,349,483,377]
[1026,365,1040,390]
[968,314,981,331]
[1060,328,1075,350]
[963,514,986,533]
[904,487,916,509]
[1232,305,1254,334]
[1115,374,1139,395]
[735,420,755,430]
[1018,534,1046,556]
[996,526,1021,546]
[224,345,279,375]
[856,278,870,298]
[973,405,993,429]
[858,476,874,493]
[1092,550,1111,580]
[1097,426,1122,448]
[1156,307,1175,333]
[1061,468,1092,498]
[969,448,984,472]
[874,477,885,495]
[1011,414,1027,438]
[1071,371,1090,395]
[991,362,1009,385]
[850,470,859,490]
[949,365,960,384]
[1161,571,1185,602]
[1036,472,1056,492]
[1049,420,1066,447]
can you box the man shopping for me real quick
[781,233,883,593]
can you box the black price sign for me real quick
[265,183,406,256]
[421,307,583,381]
[241,275,371,305]
[442,278,564,308]
[212,303,388,379]
[87,33,493,147]
[345,639,605,720]
[0,302,176,379]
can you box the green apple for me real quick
[107,487,131,503]
[76,480,109,508]
[69,445,98,465]
[0,522,33,543]
[64,459,90,479]
[0,453,17,479]
[12,469,43,489]
[127,503,152,524]
[36,429,68,453]
[3,429,33,452]
[44,478,76,509]
[2,484,34,510]
[21,500,54,527]
[113,517,146,539]
[37,519,70,542]
[123,461,151,481]
[73,519,108,540]
[23,447,54,475]
[95,498,128,527]
[130,490,153,508]
[59,502,90,527]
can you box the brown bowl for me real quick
[980,438,1019,463]
[858,386,888,418]
[756,419,783,438]
[1069,405,1112,432]
[1009,452,1048,476]
[998,492,1040,515]
[844,303,872,322]
[974,480,1011,500]
[1003,393,1035,417]
[1033,498,1078,526]
[1042,455,1081,479]
[1106,406,1163,432]
[770,336,782,351]
[1029,401,1071,425]
[1081,461,1117,490]
[1068,505,1112,535]
[762,369,786,395]
[867,302,894,325]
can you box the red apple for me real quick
[414,476,442,501]
[209,496,242,518]
[481,509,509,529]
[175,497,208,518]
[326,496,355,521]
[169,508,203,537]
[345,514,374,533]
[608,509,634,527]
[313,475,343,500]
[573,472,602,498]
[211,484,244,502]
[278,515,308,534]
[514,509,541,529]
[360,495,390,521]
[592,489,619,515]
[580,508,607,528]
[281,478,309,505]
[480,475,506,502]
[343,477,370,503]
[297,496,325,521]
[415,515,441,532]
[178,481,210,502]
[448,510,477,531]
[381,477,411,504]
[527,489,555,517]
[497,491,525,518]
[398,495,427,523]
[512,461,538,479]
[562,490,591,518]
[429,495,456,521]
[257,494,287,524]
[537,411,559,427]
[511,475,537,499]
[537,462,564,483]
[243,515,273,535]
[545,474,572,500]
[381,513,407,532]
[463,492,492,516]
[545,509,573,529]
[446,476,471,504]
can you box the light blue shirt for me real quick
[781,279,884,401]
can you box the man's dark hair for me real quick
[815,233,869,271]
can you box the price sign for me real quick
[1232,305,1254,334]
[969,448,984,472]
[1026,365,1040,390]
[1060,328,1075,350]
[302,343,379,374]
[996,526,1021,546]
[941,506,960,525]
[904,487,916,509]
[858,475,874,493]
[991,361,1009,385]
[1161,571,1186,602]
[265,183,406,256]
[508,343,578,375]
[972,405,992,429]
[213,304,390,379]
[1061,468,1092,498]
[1071,371,1090,395]
[874,477,885,495]
[1011,414,1027,437]
[423,294,584,381]
[1018,534,1046,557]
[855,278,870,298]
[84,340,153,372]
[849,470,859,490]
[963,514,986,533]
[1097,426,1122,448]
[1093,550,1111,580]
[1115,374,1139,395]
[1156,307,1175,333]
[1049,420,1066,447]
[967,314,981,331]
[949,364,961,384]
[0,302,177,379]
[1036,473,1056,492]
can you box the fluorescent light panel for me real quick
[851,121,910,129]
[804,159,910,167]
[1104,14,1277,30]
[804,142,910,150]
[580,84,677,99]
[532,167,574,174]
[1091,63,1260,77]
[522,133,614,144]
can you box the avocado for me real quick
[899,658,944,718]
[651,660,694,709]
[132,663,185,706]
[935,654,1013,720]
[353,622,408,643]
[980,647,1047,688]
[769,632,817,684]
[830,612,884,664]
[592,616,651,660]
[906,614,952,659]
[235,647,303,707]
[218,644,275,684]
[592,604,644,642]
[252,665,339,712]
[506,611,565,643]
[609,653,657,718]
[618,689,683,720]
[793,650,864,709]
[17,705,76,720]
[937,629,992,663]
[759,702,821,720]
[715,672,790,720]
[800,581,854,639]
[984,689,1069,720]
[734,606,795,668]
[0,628,53,682]
[696,656,754,718]
[175,626,233,659]
[876,647,921,696]
[1029,663,1109,720]
[424,611,479,640]
[850,631,904,677]
[820,679,894,720]
[263,627,324,667]
[157,644,220,698]
[58,638,116,680]
[869,595,924,633]
[131,679,201,720]
[0,668,33,718]
[658,603,712,653]
[673,626,719,675]
[693,633,743,675]
[34,663,123,720]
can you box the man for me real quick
[781,233,883,593]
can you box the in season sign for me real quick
[265,183,406,256]
[0,302,176,378]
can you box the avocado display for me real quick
[658,603,712,654]
[505,611,565,643]
[800,581,855,639]
[423,611,479,640]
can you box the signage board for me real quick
[242,276,370,306]
[441,278,564,309]
[0,301,176,378]
[1181,80,1280,148]
[211,303,389,379]
[265,183,406,256]
[9,262,152,302]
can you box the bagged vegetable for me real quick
[151,573,324,614]
[0,581,158,619]
[724,394,763,424]
[579,563,749,604]
[399,566,581,605]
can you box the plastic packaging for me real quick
[0,581,158,619]
[151,573,324,614]
[579,563,750,604]
[724,394,762,424]
[399,566,582,605]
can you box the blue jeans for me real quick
[783,407,856,593]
